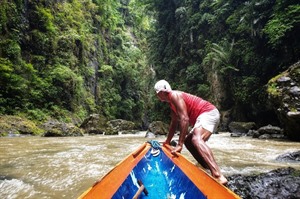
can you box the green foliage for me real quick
[267,73,285,96]
[48,65,84,111]
[1,0,298,127]
[23,109,48,122]
[196,84,210,98]
[147,0,300,123]
[263,4,300,46]
[0,58,13,80]
[0,115,43,135]
[233,76,260,103]
[99,64,114,75]
[0,39,21,61]
[36,6,56,33]
[203,42,238,74]
[0,0,155,125]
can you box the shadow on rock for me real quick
[227,167,300,199]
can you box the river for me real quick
[0,132,299,199]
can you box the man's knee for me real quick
[191,133,202,144]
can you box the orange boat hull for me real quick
[79,142,240,199]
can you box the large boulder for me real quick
[276,151,300,162]
[41,120,84,137]
[0,115,43,136]
[107,119,139,134]
[80,114,139,135]
[80,114,108,134]
[252,124,285,139]
[228,121,256,136]
[228,167,300,199]
[267,61,300,141]
[146,121,169,138]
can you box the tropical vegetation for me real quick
[0,0,299,128]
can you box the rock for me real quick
[258,134,272,139]
[219,109,232,131]
[0,115,43,136]
[287,111,300,118]
[254,125,285,139]
[80,114,108,135]
[145,131,156,138]
[107,119,138,134]
[80,114,139,135]
[252,130,260,138]
[230,133,243,137]
[247,129,257,137]
[276,151,300,162]
[267,61,300,141]
[41,120,83,137]
[257,124,282,135]
[147,121,169,137]
[290,86,300,96]
[228,167,300,199]
[277,76,291,84]
[228,122,256,134]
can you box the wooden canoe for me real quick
[79,141,240,199]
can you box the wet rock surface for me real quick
[80,114,139,135]
[253,124,286,139]
[229,123,286,140]
[276,151,300,162]
[80,114,108,135]
[0,115,43,136]
[227,167,300,199]
[106,119,138,134]
[145,121,169,138]
[228,122,256,136]
[267,61,300,141]
[42,120,84,137]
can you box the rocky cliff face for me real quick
[207,71,233,111]
[267,61,300,141]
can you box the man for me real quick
[154,79,228,185]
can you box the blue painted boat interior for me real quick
[112,148,207,199]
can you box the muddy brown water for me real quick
[1,132,299,198]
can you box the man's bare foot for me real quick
[216,175,228,185]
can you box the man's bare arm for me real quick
[165,110,178,145]
[170,92,189,152]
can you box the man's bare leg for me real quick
[191,127,228,185]
[185,133,209,169]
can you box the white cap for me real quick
[154,80,172,93]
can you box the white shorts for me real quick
[191,109,220,133]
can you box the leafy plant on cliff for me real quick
[263,3,300,47]
[0,0,153,125]
[203,42,238,74]
[147,0,299,124]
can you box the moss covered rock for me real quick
[80,114,109,135]
[228,121,256,134]
[267,61,300,141]
[0,115,43,136]
[41,120,84,137]
[106,119,138,135]
[147,121,169,136]
[80,115,139,135]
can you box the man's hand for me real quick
[171,145,182,154]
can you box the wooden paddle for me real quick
[132,180,148,199]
